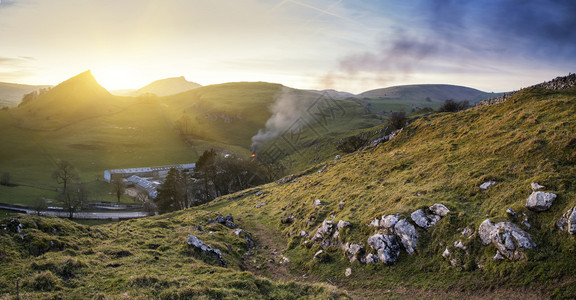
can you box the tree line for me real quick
[154,149,271,213]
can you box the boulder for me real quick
[429,204,450,217]
[411,209,441,228]
[461,227,473,238]
[382,215,399,229]
[312,220,334,241]
[187,234,226,267]
[489,222,536,261]
[210,213,238,229]
[394,219,419,254]
[526,191,557,212]
[506,208,518,218]
[556,206,576,234]
[368,233,401,264]
[478,219,496,245]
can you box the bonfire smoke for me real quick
[251,87,314,152]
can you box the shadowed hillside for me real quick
[359,84,503,102]
[132,76,202,97]
[0,82,52,108]
[10,71,131,130]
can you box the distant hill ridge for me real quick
[133,76,202,96]
[358,84,502,102]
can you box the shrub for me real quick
[438,99,469,112]
[337,134,368,153]
[388,111,407,130]
[29,270,60,291]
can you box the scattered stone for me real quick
[493,251,506,260]
[300,231,308,237]
[411,209,441,228]
[255,191,263,197]
[454,240,467,251]
[442,248,450,258]
[255,202,267,208]
[280,214,296,224]
[346,243,364,263]
[339,201,345,209]
[280,255,290,264]
[313,250,324,260]
[233,228,255,248]
[526,191,557,212]
[368,233,401,264]
[531,182,545,191]
[192,225,205,232]
[337,220,351,230]
[461,227,473,238]
[345,268,352,277]
[394,219,419,254]
[489,222,536,261]
[429,204,450,217]
[312,220,334,241]
[187,234,226,267]
[522,217,531,229]
[556,206,576,234]
[506,208,518,218]
[317,165,327,173]
[480,181,497,190]
[313,199,322,208]
[334,155,341,160]
[209,213,238,229]
[478,219,496,245]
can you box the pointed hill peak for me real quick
[54,70,110,95]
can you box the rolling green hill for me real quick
[1,76,576,298]
[132,76,202,97]
[358,84,503,102]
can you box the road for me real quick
[0,203,149,219]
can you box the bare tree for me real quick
[32,197,48,215]
[52,160,78,194]
[110,177,126,203]
[59,183,88,219]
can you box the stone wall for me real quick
[477,73,576,107]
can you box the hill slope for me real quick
[9,71,131,130]
[359,84,503,102]
[133,76,202,96]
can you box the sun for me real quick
[92,66,144,91]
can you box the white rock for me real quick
[480,181,496,190]
[345,268,352,277]
[478,219,496,245]
[526,191,557,212]
[429,204,450,217]
[454,240,467,250]
[489,222,536,261]
[313,199,322,208]
[394,219,419,254]
[337,220,351,230]
[531,182,545,191]
[381,215,399,229]
[442,248,451,258]
[313,250,324,260]
[411,209,441,228]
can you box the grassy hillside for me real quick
[200,86,576,298]
[1,85,575,298]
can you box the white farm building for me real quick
[104,163,196,183]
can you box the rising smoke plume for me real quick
[251,87,315,152]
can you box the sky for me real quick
[0,0,575,93]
